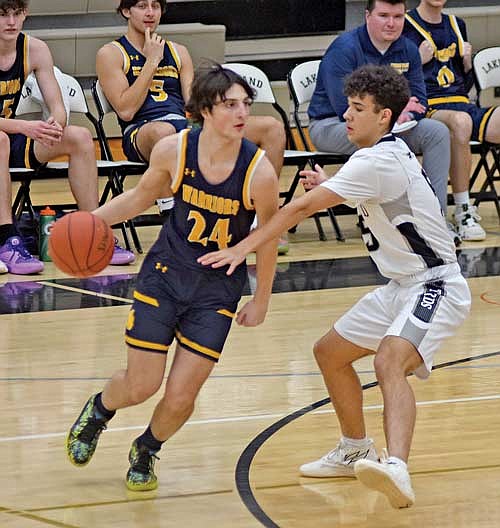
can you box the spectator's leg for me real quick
[309,117,357,155]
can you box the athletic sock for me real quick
[453,191,470,209]
[136,425,164,452]
[342,435,370,448]
[94,391,116,421]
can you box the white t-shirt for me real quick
[321,134,457,280]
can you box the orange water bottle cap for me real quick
[41,206,56,216]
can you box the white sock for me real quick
[453,192,469,209]
[387,455,408,469]
[342,436,370,448]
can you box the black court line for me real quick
[235,349,500,528]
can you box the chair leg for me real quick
[327,207,345,242]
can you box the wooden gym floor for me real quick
[1,166,500,527]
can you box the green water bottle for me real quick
[39,206,56,262]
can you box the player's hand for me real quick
[419,40,434,64]
[463,41,473,72]
[236,298,268,327]
[143,27,165,66]
[300,164,328,190]
[197,246,247,275]
[24,119,63,147]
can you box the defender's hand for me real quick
[300,164,328,190]
[198,246,247,276]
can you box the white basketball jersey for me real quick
[321,135,457,280]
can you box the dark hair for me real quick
[185,62,255,125]
[344,64,410,128]
[0,0,28,10]
[117,0,166,18]
[366,0,405,13]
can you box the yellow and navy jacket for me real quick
[112,35,185,132]
[0,33,29,119]
[150,128,265,275]
[403,9,474,105]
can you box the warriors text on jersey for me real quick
[321,135,457,280]
[0,33,29,119]
[151,128,265,274]
[112,35,185,131]
[404,9,472,103]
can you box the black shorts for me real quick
[427,98,497,142]
[122,117,188,162]
[125,253,245,362]
[8,133,43,169]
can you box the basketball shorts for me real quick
[427,101,497,142]
[124,253,245,362]
[122,114,188,162]
[334,263,471,379]
[8,133,43,169]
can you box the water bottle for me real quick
[39,206,56,262]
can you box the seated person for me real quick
[0,0,134,274]
[307,0,457,243]
[97,0,289,253]
[403,0,499,241]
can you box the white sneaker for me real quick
[453,204,486,241]
[354,449,415,509]
[0,258,7,274]
[446,221,461,247]
[299,438,378,478]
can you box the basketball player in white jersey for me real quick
[198,64,471,509]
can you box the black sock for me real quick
[94,392,116,421]
[0,224,17,246]
[136,425,163,453]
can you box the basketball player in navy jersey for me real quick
[97,0,289,253]
[404,0,500,241]
[0,0,134,275]
[66,64,279,491]
[199,65,471,509]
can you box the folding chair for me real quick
[12,70,143,251]
[470,46,500,221]
[224,62,345,241]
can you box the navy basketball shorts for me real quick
[122,116,188,162]
[334,263,471,379]
[8,133,42,169]
[125,254,245,362]
[427,101,497,142]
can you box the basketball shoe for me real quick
[126,439,160,491]
[66,394,109,466]
[0,236,44,274]
[453,204,486,241]
[0,259,7,274]
[110,238,135,265]
[354,449,415,509]
[299,437,378,477]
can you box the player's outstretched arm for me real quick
[93,136,176,226]
[198,165,342,275]
[237,156,279,327]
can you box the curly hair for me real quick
[343,64,410,128]
[0,0,28,11]
[366,0,405,13]
[117,0,166,18]
[185,62,255,125]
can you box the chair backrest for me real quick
[287,60,321,150]
[473,47,500,106]
[93,79,115,117]
[223,62,297,149]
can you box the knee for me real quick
[160,390,195,418]
[127,378,161,405]
[63,125,94,153]
[0,130,10,152]
[373,343,406,384]
[313,338,333,370]
[258,116,286,149]
[447,112,473,143]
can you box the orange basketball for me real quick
[49,211,114,277]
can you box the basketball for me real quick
[48,211,114,277]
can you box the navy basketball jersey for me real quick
[152,128,265,273]
[112,35,185,130]
[404,10,470,103]
[0,33,29,119]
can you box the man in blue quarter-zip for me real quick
[403,0,499,241]
[308,0,459,244]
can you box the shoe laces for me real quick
[78,416,107,444]
[132,445,160,474]
[8,238,35,261]
[457,205,482,225]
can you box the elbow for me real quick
[117,109,135,122]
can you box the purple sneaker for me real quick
[0,236,44,275]
[110,238,135,266]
